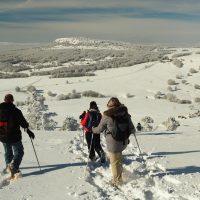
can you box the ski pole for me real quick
[84,133,94,177]
[133,132,145,162]
[30,138,42,171]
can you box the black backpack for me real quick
[86,111,101,129]
[111,114,131,144]
[0,109,10,137]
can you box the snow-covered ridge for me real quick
[54,37,130,46]
[54,37,132,50]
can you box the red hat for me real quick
[4,94,14,103]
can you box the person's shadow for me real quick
[21,162,86,177]
[141,131,181,136]
[167,165,200,175]
[151,150,200,176]
[157,165,200,177]
[152,150,200,156]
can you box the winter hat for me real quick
[107,97,121,108]
[4,94,14,103]
[90,101,98,109]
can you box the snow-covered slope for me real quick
[0,40,200,200]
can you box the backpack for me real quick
[111,114,131,144]
[0,109,10,137]
[86,111,101,129]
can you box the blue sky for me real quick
[0,0,200,45]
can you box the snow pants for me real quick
[85,132,104,160]
[3,140,24,170]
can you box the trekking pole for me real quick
[133,132,145,163]
[30,138,42,171]
[84,133,94,177]
[82,128,85,148]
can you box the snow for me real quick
[53,37,131,50]
[0,41,200,200]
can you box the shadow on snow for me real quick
[167,165,200,175]
[152,150,200,156]
[140,131,182,136]
[157,165,200,177]
[21,162,86,177]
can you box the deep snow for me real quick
[0,40,200,200]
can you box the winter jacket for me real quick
[81,109,102,133]
[0,102,29,143]
[92,105,135,153]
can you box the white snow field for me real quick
[0,38,200,200]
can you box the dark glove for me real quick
[27,128,35,139]
[79,111,86,120]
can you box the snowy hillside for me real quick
[0,38,200,200]
[0,37,166,79]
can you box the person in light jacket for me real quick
[92,97,135,186]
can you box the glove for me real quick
[79,111,86,120]
[27,128,35,139]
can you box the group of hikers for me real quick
[0,93,137,187]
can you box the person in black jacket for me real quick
[136,123,142,131]
[80,101,105,163]
[0,94,34,177]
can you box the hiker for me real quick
[80,101,105,163]
[136,122,142,131]
[92,97,135,186]
[0,94,35,178]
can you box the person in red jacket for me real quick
[80,101,105,163]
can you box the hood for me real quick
[104,105,128,117]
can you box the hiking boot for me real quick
[90,156,97,162]
[14,170,22,179]
[100,156,106,163]
[99,151,106,163]
[7,170,22,181]
[108,180,118,188]
[108,180,123,187]
[8,163,20,177]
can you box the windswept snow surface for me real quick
[0,43,200,200]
